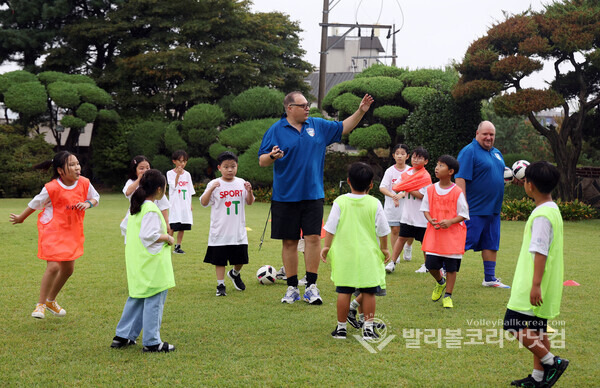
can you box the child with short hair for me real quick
[379,144,414,262]
[321,162,390,341]
[420,155,469,308]
[10,151,99,319]
[120,155,170,238]
[167,150,195,254]
[112,169,176,352]
[387,147,432,274]
[200,152,255,296]
[503,161,568,387]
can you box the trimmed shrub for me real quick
[0,70,37,93]
[37,71,69,85]
[48,82,80,108]
[90,118,129,188]
[97,109,120,123]
[65,74,96,84]
[76,103,98,123]
[501,198,597,221]
[401,87,437,107]
[187,127,218,155]
[230,87,285,120]
[208,143,238,161]
[164,122,188,154]
[236,141,273,184]
[332,93,362,118]
[345,77,404,101]
[75,83,112,106]
[186,157,209,181]
[152,154,171,174]
[373,105,409,128]
[4,82,47,117]
[399,68,459,92]
[60,115,87,129]
[355,64,407,79]
[217,94,236,119]
[349,124,391,152]
[322,80,354,114]
[309,107,324,118]
[219,118,278,152]
[183,103,225,131]
[127,120,166,160]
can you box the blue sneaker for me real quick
[281,286,300,304]
[303,284,323,305]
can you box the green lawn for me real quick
[1,193,598,387]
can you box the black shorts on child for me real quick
[425,255,461,272]
[399,223,426,242]
[503,309,547,333]
[204,245,249,266]
[336,286,383,295]
[352,287,387,297]
[170,222,192,231]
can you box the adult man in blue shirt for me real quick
[259,91,374,304]
[456,121,510,288]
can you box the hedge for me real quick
[183,103,225,130]
[349,123,391,152]
[218,118,278,152]
[230,87,284,120]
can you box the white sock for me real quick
[350,300,360,310]
[231,269,239,276]
[337,321,347,330]
[364,320,374,331]
[217,280,225,286]
[532,369,544,382]
[540,352,555,365]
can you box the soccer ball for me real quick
[503,167,514,185]
[256,265,277,284]
[512,160,530,181]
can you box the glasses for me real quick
[289,103,310,110]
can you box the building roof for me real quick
[304,72,356,100]
[327,36,385,52]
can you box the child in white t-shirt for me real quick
[167,150,195,254]
[200,152,255,296]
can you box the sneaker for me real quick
[415,263,429,273]
[173,246,185,254]
[111,336,136,349]
[431,279,446,301]
[143,342,175,353]
[275,266,287,280]
[216,284,227,296]
[347,309,363,329]
[331,327,347,339]
[298,275,307,286]
[440,268,447,277]
[403,244,412,261]
[363,328,379,341]
[303,284,323,305]
[45,300,66,317]
[541,356,569,387]
[227,270,246,291]
[385,260,396,273]
[442,296,454,308]
[374,321,386,330]
[31,303,45,319]
[482,278,510,288]
[510,374,542,387]
[281,286,300,304]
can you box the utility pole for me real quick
[392,23,396,67]
[318,0,329,110]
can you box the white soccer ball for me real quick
[256,265,277,284]
[503,167,514,185]
[512,160,530,181]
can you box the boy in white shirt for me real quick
[167,150,195,254]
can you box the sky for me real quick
[250,0,552,87]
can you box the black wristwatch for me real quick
[269,154,275,160]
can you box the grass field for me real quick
[1,193,598,387]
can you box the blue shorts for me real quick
[388,221,401,227]
[465,214,500,252]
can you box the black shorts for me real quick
[352,287,387,297]
[203,245,249,266]
[399,223,426,242]
[271,199,324,240]
[170,222,192,231]
[336,286,381,295]
[425,255,462,272]
[503,309,547,333]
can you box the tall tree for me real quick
[453,0,600,200]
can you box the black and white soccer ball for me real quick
[503,167,514,185]
[256,265,277,285]
[512,160,530,181]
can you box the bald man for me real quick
[456,121,510,288]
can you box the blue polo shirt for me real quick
[456,139,505,215]
[258,115,343,202]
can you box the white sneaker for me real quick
[403,244,412,261]
[482,278,510,288]
[303,284,323,305]
[281,286,300,303]
[415,263,429,273]
[276,266,287,280]
[298,275,307,286]
[385,260,396,273]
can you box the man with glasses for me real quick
[456,121,510,289]
[259,91,374,305]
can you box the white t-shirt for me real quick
[139,201,166,255]
[380,164,410,223]
[120,179,170,237]
[399,169,428,228]
[420,182,470,259]
[529,202,557,258]
[201,177,249,246]
[29,178,100,224]
[167,169,195,224]
[324,193,391,237]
